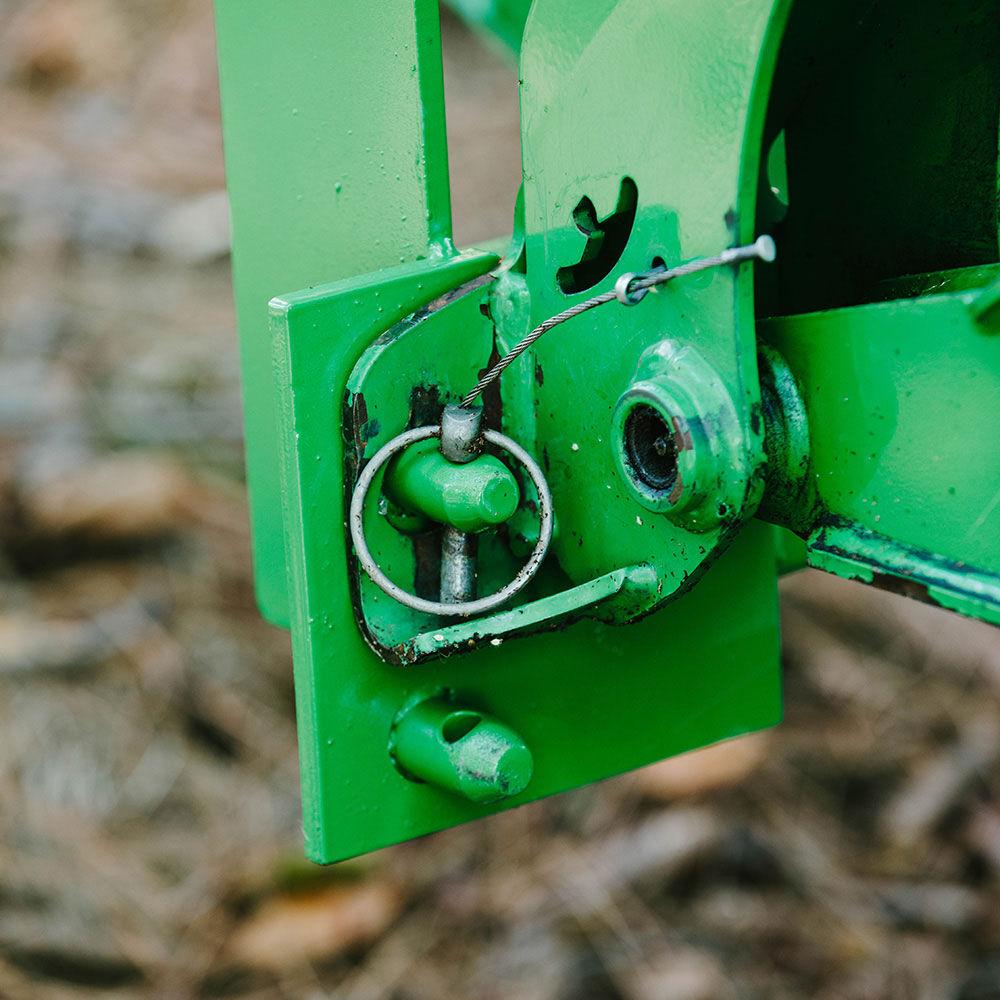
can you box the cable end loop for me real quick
[615,272,649,307]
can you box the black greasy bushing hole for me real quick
[623,404,678,493]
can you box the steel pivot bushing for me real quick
[612,340,749,532]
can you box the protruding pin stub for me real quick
[383,439,520,533]
[390,697,534,804]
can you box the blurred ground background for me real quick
[0,1,998,997]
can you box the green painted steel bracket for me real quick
[214,0,455,628]
[271,250,781,861]
[752,0,1000,624]
[343,277,666,663]
[262,0,788,861]
[510,0,788,602]
[341,0,794,661]
[218,0,1000,863]
[759,275,1000,625]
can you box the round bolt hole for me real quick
[623,404,678,493]
[441,711,481,743]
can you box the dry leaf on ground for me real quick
[226,880,404,971]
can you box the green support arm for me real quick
[214,0,455,626]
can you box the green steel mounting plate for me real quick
[753,0,1000,623]
[271,250,780,863]
[267,0,789,862]
[221,0,1000,862]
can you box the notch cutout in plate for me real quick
[556,176,638,294]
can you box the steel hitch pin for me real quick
[438,404,485,603]
[349,419,552,618]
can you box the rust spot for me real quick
[535,362,544,386]
[351,392,369,458]
[670,414,694,452]
[870,573,939,605]
[354,392,368,427]
[393,642,418,666]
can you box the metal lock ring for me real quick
[349,424,553,617]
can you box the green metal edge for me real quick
[809,520,1000,626]
[214,0,455,627]
[272,249,499,858]
[399,564,659,662]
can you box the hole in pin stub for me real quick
[441,711,481,743]
[622,404,678,494]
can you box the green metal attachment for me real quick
[221,0,788,863]
[256,0,785,861]
[390,697,534,804]
[516,0,783,603]
[383,440,520,534]
[215,0,1000,865]
[758,276,1000,624]
[214,0,455,627]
